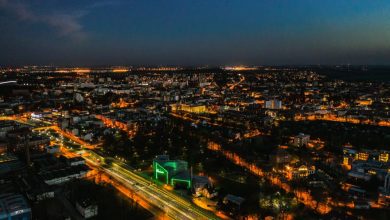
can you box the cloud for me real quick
[43,11,87,40]
[0,0,87,40]
[88,0,123,9]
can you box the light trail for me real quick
[57,132,213,220]
[60,146,170,219]
[83,152,218,220]
[0,80,17,85]
[24,115,220,220]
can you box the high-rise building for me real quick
[0,193,31,220]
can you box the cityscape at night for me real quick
[0,1,390,220]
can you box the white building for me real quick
[76,199,98,219]
[67,157,86,166]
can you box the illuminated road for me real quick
[228,74,245,90]
[0,80,17,85]
[32,124,97,150]
[208,141,332,214]
[294,113,390,127]
[8,115,220,220]
[84,152,219,220]
[95,114,138,138]
[0,115,35,126]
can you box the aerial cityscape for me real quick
[0,1,389,220]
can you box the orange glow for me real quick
[111,98,137,108]
[112,68,129,73]
[224,66,257,71]
[294,113,390,127]
[278,145,289,149]
[33,125,97,149]
[228,75,245,90]
[163,184,174,191]
[74,68,91,73]
[192,198,214,212]
[208,141,332,214]
[242,129,263,139]
[356,100,372,106]
[95,115,138,138]
[215,211,230,220]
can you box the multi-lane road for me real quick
[83,151,219,220]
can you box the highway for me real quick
[83,151,219,220]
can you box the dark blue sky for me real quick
[0,0,389,66]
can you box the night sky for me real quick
[0,0,389,66]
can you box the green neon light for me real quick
[156,169,165,174]
[154,162,169,184]
[165,161,178,170]
[171,178,191,188]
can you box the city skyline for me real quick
[1,0,390,66]
[1,1,390,219]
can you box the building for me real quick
[285,165,315,180]
[348,171,371,181]
[0,153,23,175]
[343,146,357,158]
[264,99,282,109]
[0,121,15,138]
[378,173,390,206]
[343,146,357,168]
[222,194,245,212]
[67,157,85,166]
[378,171,390,206]
[379,151,389,163]
[60,156,85,166]
[40,164,89,185]
[0,193,31,220]
[357,151,370,161]
[170,104,207,114]
[153,155,191,189]
[192,176,217,198]
[353,201,370,209]
[76,198,98,219]
[292,133,310,147]
[342,146,389,174]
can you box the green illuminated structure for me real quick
[154,161,169,184]
[153,155,192,189]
